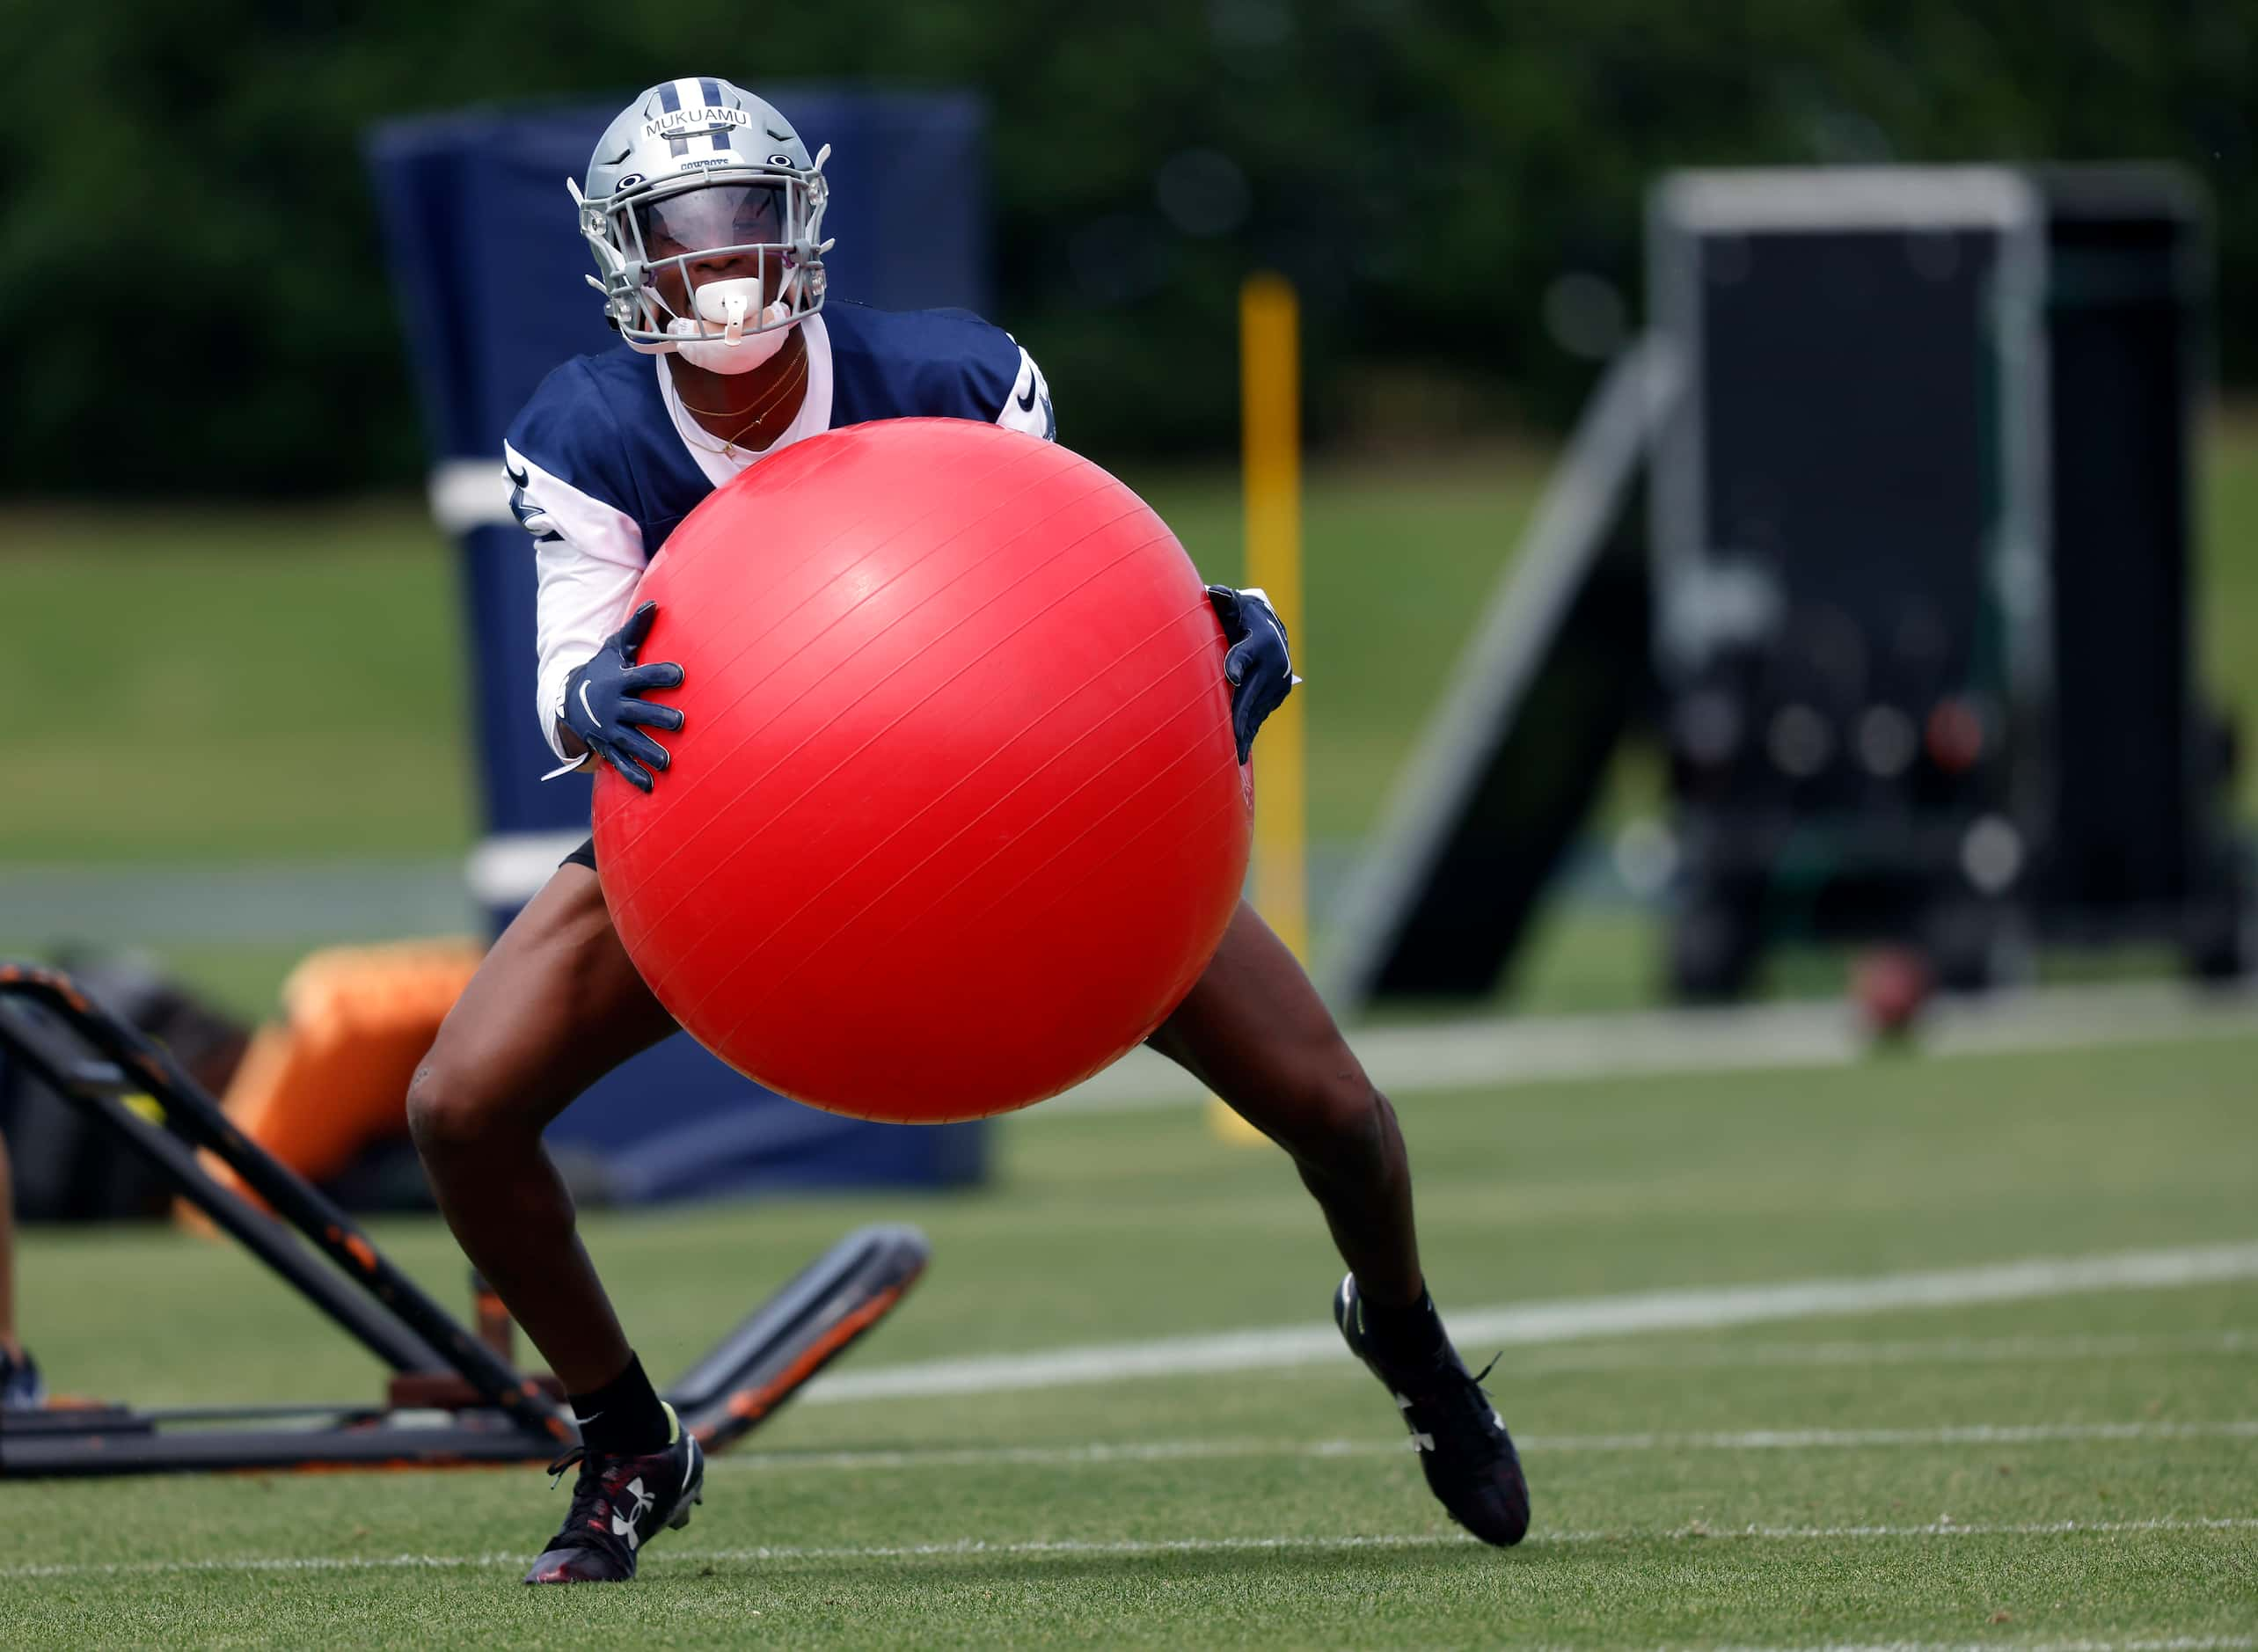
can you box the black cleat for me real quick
[1334,1275,1530,1546]
[0,1346,42,1411]
[523,1402,705,1583]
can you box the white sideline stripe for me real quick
[802,1242,2258,1405]
[705,1420,2258,1475]
[1703,1641,2252,1652]
[1529,1421,2258,1451]
[1248,1329,2258,1388]
[1500,1328,2258,1376]
[1051,978,2258,1112]
[5,1517,2253,1583]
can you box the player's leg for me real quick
[1147,900,1530,1546]
[0,1129,40,1407]
[1146,903,1422,1305]
[406,853,705,1583]
[406,856,677,1402]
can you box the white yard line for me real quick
[1503,1328,2258,1376]
[1703,1641,2254,1652]
[1249,1328,2258,1388]
[5,1517,2253,1584]
[1052,978,2258,1112]
[705,1420,2258,1476]
[1533,1421,2258,1451]
[802,1242,2258,1405]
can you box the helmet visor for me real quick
[633,182,789,260]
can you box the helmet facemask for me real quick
[571,146,832,363]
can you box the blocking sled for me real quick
[0,962,927,1479]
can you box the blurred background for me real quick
[3,1,2254,1212]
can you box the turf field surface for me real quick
[6,1028,2254,1648]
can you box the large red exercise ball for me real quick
[591,419,1252,1123]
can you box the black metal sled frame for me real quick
[0,962,929,1479]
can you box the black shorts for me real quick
[562,836,598,872]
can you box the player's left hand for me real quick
[1205,585,1297,764]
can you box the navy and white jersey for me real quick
[503,300,1056,760]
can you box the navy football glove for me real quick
[559,602,684,793]
[1205,585,1296,764]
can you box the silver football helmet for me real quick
[571,77,833,357]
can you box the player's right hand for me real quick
[560,602,685,793]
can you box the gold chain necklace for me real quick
[676,349,809,457]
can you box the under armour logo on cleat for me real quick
[611,1477,657,1549]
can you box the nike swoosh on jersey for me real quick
[505,460,562,544]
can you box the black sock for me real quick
[1356,1285,1451,1363]
[567,1351,670,1458]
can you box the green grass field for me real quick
[7,1030,2256,1647]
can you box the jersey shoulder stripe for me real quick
[822,300,1025,428]
[505,349,712,550]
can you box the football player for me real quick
[406,77,1527,1583]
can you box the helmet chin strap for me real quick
[668,277,794,374]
